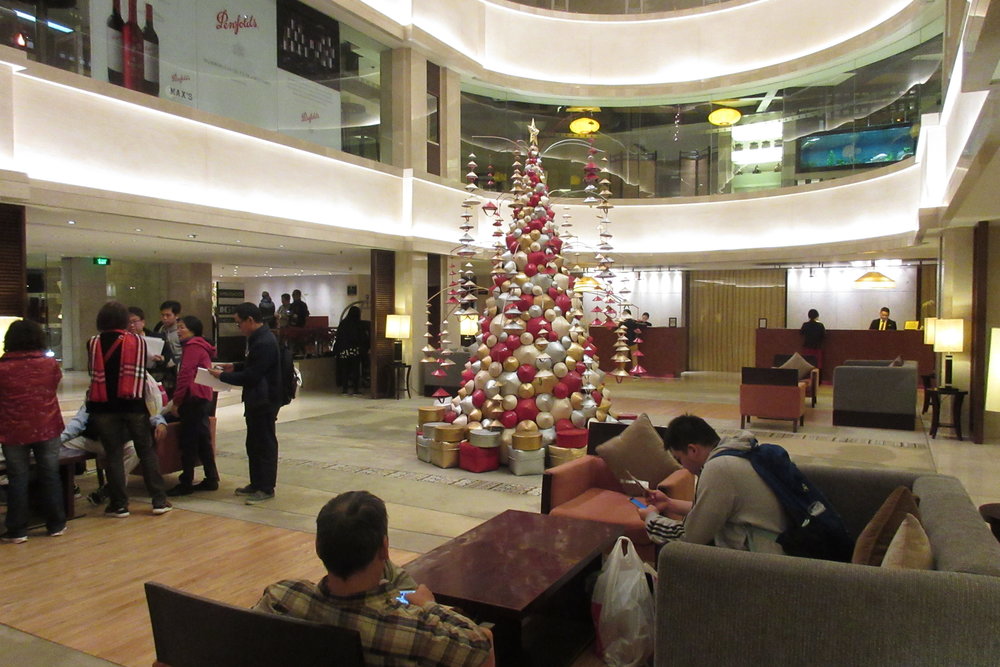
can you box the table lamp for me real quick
[986,329,1000,413]
[933,318,964,388]
[385,314,411,363]
[459,314,478,346]
[0,316,20,348]
[923,317,937,345]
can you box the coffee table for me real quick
[404,509,623,666]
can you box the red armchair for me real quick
[739,367,806,432]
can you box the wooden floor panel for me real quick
[0,508,415,666]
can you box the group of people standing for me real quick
[258,289,310,330]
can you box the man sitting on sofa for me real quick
[254,490,495,666]
[637,415,787,554]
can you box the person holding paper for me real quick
[166,315,219,497]
[128,306,173,380]
[208,303,282,505]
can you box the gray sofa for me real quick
[833,359,918,429]
[655,465,1000,666]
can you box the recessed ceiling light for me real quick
[187,234,197,239]
[134,228,143,232]
[67,220,76,225]
[235,240,242,243]
[279,245,285,248]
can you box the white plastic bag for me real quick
[591,536,655,667]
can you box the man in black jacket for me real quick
[209,303,282,504]
[869,307,897,331]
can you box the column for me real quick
[380,48,428,174]
[61,258,109,371]
[395,251,429,392]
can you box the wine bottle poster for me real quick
[276,68,342,151]
[195,1,278,130]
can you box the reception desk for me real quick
[591,326,688,378]
[755,329,935,378]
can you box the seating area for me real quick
[833,359,919,430]
[738,367,808,432]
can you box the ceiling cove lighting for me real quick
[708,107,741,127]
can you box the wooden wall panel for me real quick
[0,204,26,316]
[370,249,396,397]
[688,269,786,371]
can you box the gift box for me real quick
[415,438,431,463]
[555,428,588,449]
[547,443,588,468]
[511,432,542,451]
[434,424,466,443]
[421,422,448,441]
[459,440,499,473]
[468,429,501,448]
[418,406,447,426]
[508,447,545,476]
[430,441,459,468]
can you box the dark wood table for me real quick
[0,448,92,521]
[928,387,968,440]
[405,510,623,666]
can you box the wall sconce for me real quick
[985,329,1000,412]
[933,318,964,388]
[459,313,478,346]
[385,314,411,363]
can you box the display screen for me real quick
[796,124,916,172]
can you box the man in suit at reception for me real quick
[869,307,897,331]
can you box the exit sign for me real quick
[93,257,111,266]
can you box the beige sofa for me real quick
[655,465,1000,666]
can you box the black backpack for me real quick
[716,440,855,561]
[277,339,298,406]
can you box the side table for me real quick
[390,361,411,399]
[928,387,968,440]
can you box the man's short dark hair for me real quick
[97,301,129,331]
[281,293,291,301]
[292,289,302,299]
[642,312,650,318]
[128,306,146,321]
[880,307,890,314]
[807,308,819,319]
[180,315,203,337]
[316,491,387,580]
[4,319,46,352]
[664,414,720,453]
[234,302,262,323]
[160,300,181,314]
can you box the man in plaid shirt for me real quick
[255,491,494,666]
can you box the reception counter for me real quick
[591,326,688,378]
[755,329,935,378]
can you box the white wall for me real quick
[786,265,918,330]
[242,274,371,326]
[582,269,683,326]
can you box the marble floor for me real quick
[3,370,999,665]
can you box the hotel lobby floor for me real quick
[2,371,998,665]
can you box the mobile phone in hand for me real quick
[629,497,648,509]
[396,589,415,604]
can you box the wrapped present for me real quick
[508,447,545,476]
[434,424,466,443]
[430,441,459,468]
[547,444,588,468]
[459,440,500,473]
[555,428,588,449]
[468,429,501,448]
[416,438,431,463]
[511,432,542,451]
[418,406,447,426]
[421,421,448,441]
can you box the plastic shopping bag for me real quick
[591,536,655,667]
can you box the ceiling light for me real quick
[854,271,895,287]
[187,234,197,239]
[708,107,741,127]
[67,220,76,225]
[134,228,143,232]
[569,117,600,135]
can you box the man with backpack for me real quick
[637,415,854,561]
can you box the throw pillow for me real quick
[777,352,815,381]
[890,356,904,367]
[852,486,921,566]
[881,514,934,570]
[595,414,680,496]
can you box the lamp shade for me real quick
[986,329,1000,412]
[573,276,602,293]
[708,107,741,126]
[569,117,600,135]
[385,314,411,339]
[459,314,479,337]
[933,319,964,353]
[923,317,937,345]
[0,316,20,349]
[854,271,895,287]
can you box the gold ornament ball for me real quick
[516,420,539,433]
[517,382,537,399]
[501,394,517,411]
[503,356,520,372]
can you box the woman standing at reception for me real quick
[799,309,825,372]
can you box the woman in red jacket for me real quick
[0,319,65,543]
[167,315,219,496]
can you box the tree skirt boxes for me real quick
[418,406,447,426]
[430,423,465,469]
[508,447,545,476]
[418,421,448,464]
[459,429,501,473]
[548,428,588,468]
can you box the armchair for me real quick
[145,581,364,667]
[773,354,820,407]
[739,367,806,432]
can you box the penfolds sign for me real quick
[301,112,319,124]
[216,10,258,36]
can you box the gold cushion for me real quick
[881,514,934,570]
[778,351,815,380]
[852,486,921,566]
[595,414,680,496]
